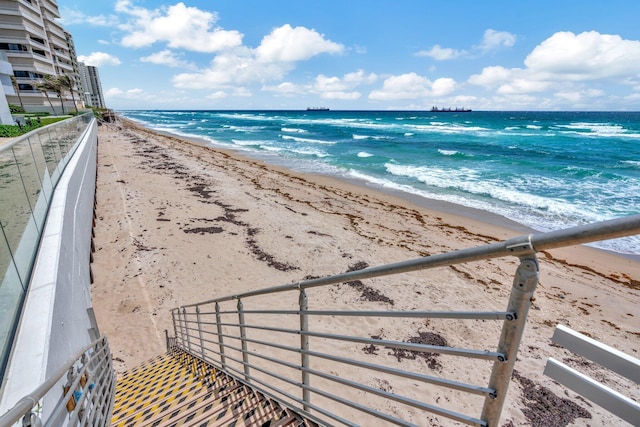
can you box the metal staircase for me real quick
[111,348,312,427]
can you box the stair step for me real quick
[110,349,314,427]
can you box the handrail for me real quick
[0,336,115,427]
[169,214,640,426]
[181,214,640,307]
[0,113,94,380]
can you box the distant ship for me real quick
[431,106,472,112]
[306,107,330,111]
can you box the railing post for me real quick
[237,299,250,382]
[171,308,178,341]
[196,306,205,359]
[177,308,188,350]
[215,302,226,369]
[183,307,192,353]
[299,289,311,411]
[482,254,539,426]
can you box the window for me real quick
[18,84,35,91]
[30,36,46,45]
[0,43,28,52]
[14,71,43,79]
[32,49,46,57]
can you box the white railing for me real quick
[544,325,640,425]
[0,336,116,427]
[169,215,640,426]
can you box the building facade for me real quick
[0,0,82,114]
[0,51,15,123]
[78,62,106,109]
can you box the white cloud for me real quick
[497,78,553,95]
[105,88,123,97]
[311,70,376,100]
[262,82,303,96]
[416,45,466,60]
[554,89,605,103]
[78,52,121,67]
[173,24,343,90]
[314,70,376,92]
[416,30,515,60]
[106,87,143,98]
[524,31,640,80]
[431,78,457,96]
[232,87,252,97]
[255,24,344,63]
[321,91,361,100]
[469,31,640,98]
[59,9,119,26]
[140,50,195,69]
[468,66,514,88]
[116,1,242,52]
[369,73,432,100]
[479,29,517,52]
[206,91,227,99]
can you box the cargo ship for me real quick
[431,106,472,112]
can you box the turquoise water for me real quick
[121,110,640,255]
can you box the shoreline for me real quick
[92,118,640,426]
[129,116,640,263]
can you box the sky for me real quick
[56,0,640,111]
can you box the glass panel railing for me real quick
[0,113,94,378]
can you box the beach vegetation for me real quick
[33,75,59,115]
[0,120,41,137]
[9,104,25,114]
[10,76,25,112]
[56,75,79,114]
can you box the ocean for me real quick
[120,110,640,256]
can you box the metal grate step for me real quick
[111,349,311,426]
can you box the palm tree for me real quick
[10,76,25,112]
[34,75,58,115]
[56,75,79,114]
[42,74,64,115]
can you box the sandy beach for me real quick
[91,118,639,426]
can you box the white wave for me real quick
[281,134,336,144]
[353,134,371,140]
[404,132,415,137]
[357,152,374,158]
[262,145,284,152]
[281,127,307,133]
[438,149,459,156]
[228,125,264,133]
[231,139,269,146]
[408,123,489,134]
[555,122,640,138]
[621,160,640,168]
[287,147,330,157]
[526,125,542,130]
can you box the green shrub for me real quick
[9,104,25,114]
[0,122,42,137]
[40,116,70,126]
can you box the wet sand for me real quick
[91,118,639,426]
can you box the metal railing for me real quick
[170,215,640,427]
[0,336,116,427]
[0,113,93,379]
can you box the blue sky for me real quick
[57,0,640,111]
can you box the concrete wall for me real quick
[0,119,98,416]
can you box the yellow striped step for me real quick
[110,349,314,427]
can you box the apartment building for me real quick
[0,0,82,113]
[79,61,105,109]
